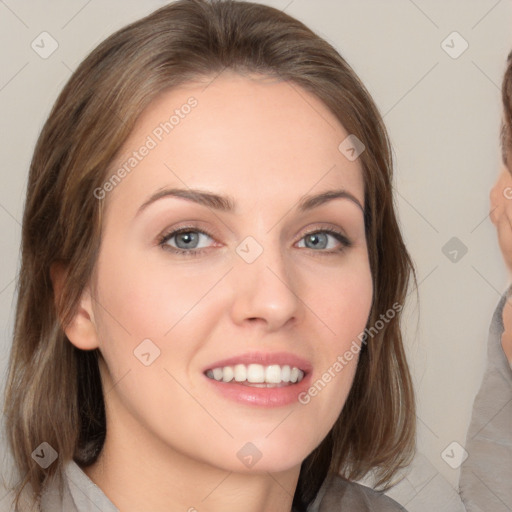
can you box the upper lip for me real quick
[203,351,312,374]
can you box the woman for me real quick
[458,50,512,510]
[1,1,416,511]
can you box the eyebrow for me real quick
[135,187,364,217]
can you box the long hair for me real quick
[2,1,416,510]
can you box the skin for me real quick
[489,162,512,364]
[52,71,373,512]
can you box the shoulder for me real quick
[310,473,407,512]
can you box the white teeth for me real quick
[247,364,265,383]
[205,363,305,384]
[234,364,246,382]
[265,365,282,384]
[222,366,234,382]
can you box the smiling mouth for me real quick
[205,363,306,387]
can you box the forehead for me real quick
[103,72,365,215]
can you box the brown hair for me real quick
[501,49,512,167]
[2,1,416,510]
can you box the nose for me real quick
[229,239,301,332]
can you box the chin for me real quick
[201,440,309,475]
[232,455,305,475]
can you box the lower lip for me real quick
[204,373,312,407]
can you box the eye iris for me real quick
[176,231,199,249]
[306,233,327,249]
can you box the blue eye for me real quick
[158,228,214,257]
[158,226,352,257]
[297,231,350,251]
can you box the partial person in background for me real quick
[458,49,512,511]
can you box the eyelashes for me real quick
[157,224,352,258]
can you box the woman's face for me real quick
[83,72,373,474]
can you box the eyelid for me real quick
[157,222,218,242]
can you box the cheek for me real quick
[292,252,372,422]
[307,253,373,346]
[90,243,233,405]
[93,243,215,340]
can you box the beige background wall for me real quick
[1,0,511,509]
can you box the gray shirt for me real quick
[458,286,512,511]
[0,459,405,511]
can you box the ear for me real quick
[50,262,100,350]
